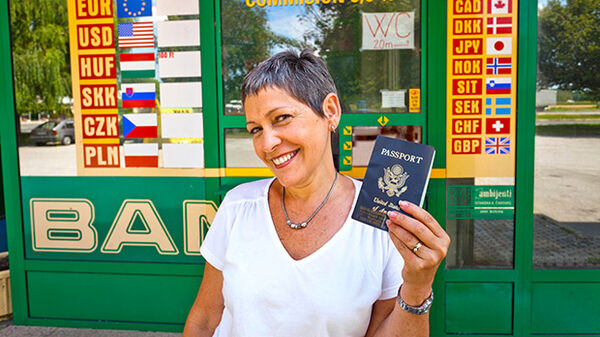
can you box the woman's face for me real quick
[244,86,334,188]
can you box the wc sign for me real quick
[362,11,415,50]
[29,198,217,257]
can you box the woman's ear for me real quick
[322,93,341,127]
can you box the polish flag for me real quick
[124,143,159,167]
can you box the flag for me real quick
[486,118,511,134]
[122,113,157,138]
[488,0,512,14]
[124,143,159,167]
[159,82,202,108]
[157,0,199,16]
[487,17,512,34]
[485,137,510,154]
[162,143,204,168]
[121,83,156,108]
[161,113,203,138]
[486,78,512,94]
[486,57,512,75]
[158,51,201,78]
[485,97,512,115]
[118,22,154,49]
[157,20,200,48]
[486,37,512,55]
[120,53,155,79]
[117,0,152,18]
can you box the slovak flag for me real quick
[123,143,159,167]
[486,117,511,134]
[486,78,512,94]
[485,137,510,154]
[488,0,512,14]
[121,83,156,108]
[122,113,157,138]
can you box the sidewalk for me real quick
[0,320,180,337]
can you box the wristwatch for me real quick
[396,285,434,315]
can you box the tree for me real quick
[220,0,299,110]
[538,0,600,104]
[10,0,71,117]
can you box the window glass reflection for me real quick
[221,0,421,115]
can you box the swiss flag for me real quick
[488,0,512,14]
[486,118,511,134]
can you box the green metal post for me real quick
[0,0,27,324]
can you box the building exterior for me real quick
[1,0,598,335]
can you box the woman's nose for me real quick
[260,127,282,153]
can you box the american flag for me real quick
[118,22,154,49]
[485,137,510,154]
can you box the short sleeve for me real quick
[379,238,404,300]
[200,194,234,271]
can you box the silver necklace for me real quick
[282,173,339,229]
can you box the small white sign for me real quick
[158,51,201,78]
[362,11,414,50]
[381,90,406,108]
[159,82,202,108]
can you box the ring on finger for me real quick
[412,242,423,254]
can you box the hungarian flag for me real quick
[122,113,157,138]
[120,53,155,79]
[124,143,159,167]
[120,83,156,108]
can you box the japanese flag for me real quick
[487,37,512,55]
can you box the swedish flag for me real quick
[117,0,152,18]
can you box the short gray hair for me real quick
[241,49,338,118]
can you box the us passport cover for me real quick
[351,136,435,231]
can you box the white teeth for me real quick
[273,151,295,165]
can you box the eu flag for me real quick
[117,0,152,18]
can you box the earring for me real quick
[330,125,336,131]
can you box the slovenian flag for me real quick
[486,78,512,94]
[123,113,157,138]
[120,53,155,79]
[124,143,159,167]
[121,83,155,108]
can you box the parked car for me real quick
[30,120,75,145]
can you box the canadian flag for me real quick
[488,0,512,14]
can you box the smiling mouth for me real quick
[272,150,298,166]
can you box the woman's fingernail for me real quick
[388,211,398,217]
[386,219,391,227]
[399,200,409,207]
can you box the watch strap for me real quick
[396,284,434,315]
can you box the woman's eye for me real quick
[249,127,261,135]
[275,114,291,123]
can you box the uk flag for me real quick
[485,137,510,154]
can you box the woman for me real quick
[183,50,450,337]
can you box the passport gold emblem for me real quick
[378,164,409,197]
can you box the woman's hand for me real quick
[386,201,450,305]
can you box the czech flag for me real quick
[486,78,512,95]
[121,83,155,108]
[123,113,157,138]
[124,143,159,167]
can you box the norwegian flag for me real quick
[485,137,510,154]
[488,0,512,14]
[487,17,512,34]
[486,57,512,75]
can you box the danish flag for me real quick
[487,17,512,34]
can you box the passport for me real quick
[351,136,435,231]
